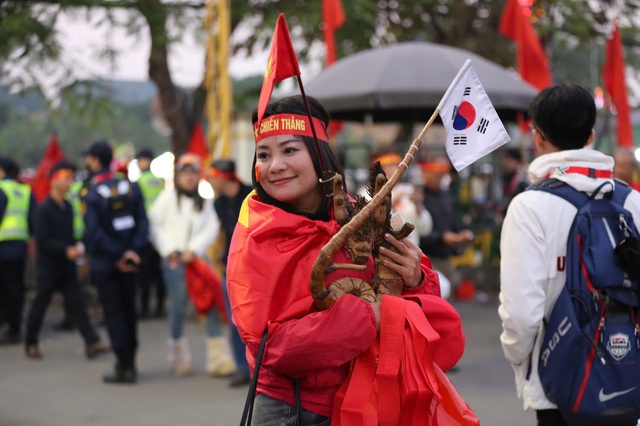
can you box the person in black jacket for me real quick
[207,159,253,387]
[24,161,109,359]
[83,140,149,384]
[418,156,474,294]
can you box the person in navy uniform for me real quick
[83,140,149,384]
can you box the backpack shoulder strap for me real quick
[612,178,632,206]
[527,178,589,209]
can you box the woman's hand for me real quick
[379,233,423,288]
[167,251,181,269]
[181,251,196,264]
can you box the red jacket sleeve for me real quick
[259,295,377,378]
[402,254,441,297]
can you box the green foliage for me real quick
[0,92,169,169]
[231,0,640,70]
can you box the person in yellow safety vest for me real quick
[134,148,166,319]
[0,156,37,345]
[66,180,86,241]
[136,149,164,210]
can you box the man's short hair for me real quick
[529,83,596,151]
[210,159,236,175]
[504,147,522,163]
[83,140,113,167]
[0,156,20,179]
[135,148,155,160]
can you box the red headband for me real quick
[51,169,74,181]
[419,162,450,173]
[253,114,328,143]
[209,168,238,180]
[373,153,402,167]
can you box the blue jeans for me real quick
[251,393,330,426]
[163,263,222,339]
[222,276,250,374]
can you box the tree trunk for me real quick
[137,0,191,156]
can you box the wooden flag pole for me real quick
[296,75,327,171]
[310,107,440,308]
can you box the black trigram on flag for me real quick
[463,87,471,96]
[477,117,489,134]
[453,135,467,146]
[451,105,459,121]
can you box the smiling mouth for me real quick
[271,177,295,185]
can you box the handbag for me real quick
[240,331,268,426]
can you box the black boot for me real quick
[103,364,137,384]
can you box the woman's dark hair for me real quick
[251,95,345,220]
[175,165,204,212]
[529,83,596,150]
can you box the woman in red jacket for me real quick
[227,95,468,426]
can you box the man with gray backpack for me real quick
[499,83,640,426]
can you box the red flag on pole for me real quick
[257,14,301,123]
[499,0,552,90]
[187,122,209,159]
[31,133,65,202]
[322,0,346,66]
[603,22,633,148]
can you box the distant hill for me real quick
[1,75,262,115]
[0,86,47,115]
[90,79,159,105]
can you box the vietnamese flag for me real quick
[499,0,552,90]
[603,22,633,148]
[187,122,209,159]
[257,13,301,123]
[31,133,65,202]
[322,0,346,66]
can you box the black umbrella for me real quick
[305,41,538,122]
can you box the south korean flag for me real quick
[437,59,511,171]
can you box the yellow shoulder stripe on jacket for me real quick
[237,190,256,228]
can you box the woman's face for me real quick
[175,166,200,192]
[256,134,321,213]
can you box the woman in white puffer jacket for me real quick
[148,153,235,378]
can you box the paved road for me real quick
[0,298,535,426]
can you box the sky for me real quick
[12,8,325,97]
[3,8,275,97]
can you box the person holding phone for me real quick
[83,140,149,384]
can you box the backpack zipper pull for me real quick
[595,346,607,365]
[620,214,630,238]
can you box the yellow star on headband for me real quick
[254,126,259,139]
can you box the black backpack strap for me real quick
[527,178,590,209]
